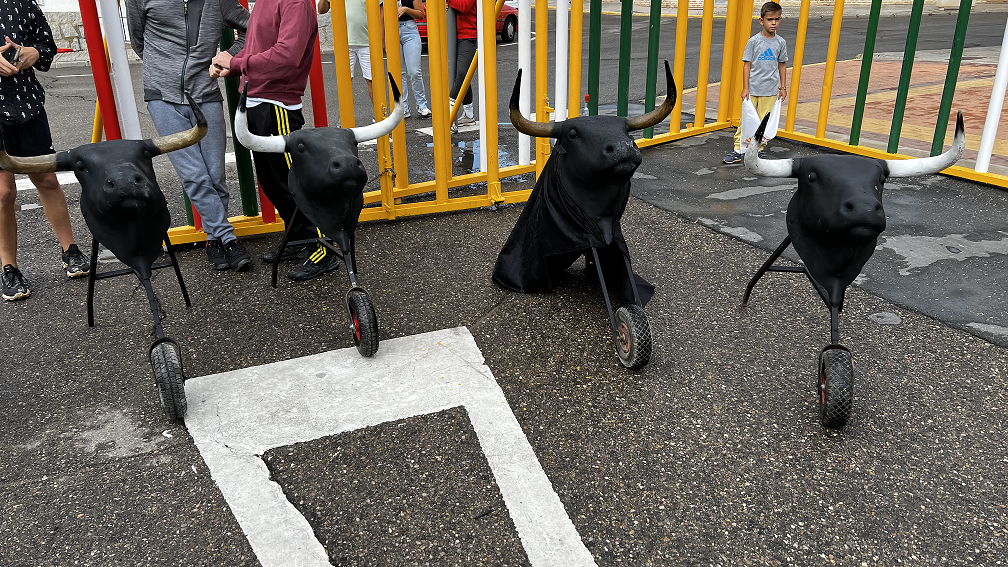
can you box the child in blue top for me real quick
[724,1,789,164]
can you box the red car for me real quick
[415,2,519,44]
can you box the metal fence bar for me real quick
[568,0,584,117]
[931,0,972,156]
[617,0,633,116]
[888,0,924,153]
[669,0,687,135]
[784,0,810,132]
[536,0,550,175]
[717,0,739,123]
[976,16,1008,173]
[329,0,355,127]
[816,0,845,138]
[425,0,452,203]
[382,0,409,191]
[694,0,714,128]
[849,0,881,145]
[587,0,602,115]
[644,0,664,139]
[480,0,502,200]
[220,27,259,217]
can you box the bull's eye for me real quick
[75,160,85,171]
[569,128,578,139]
[143,150,151,160]
[808,171,817,183]
[297,143,305,153]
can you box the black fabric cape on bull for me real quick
[491,153,655,307]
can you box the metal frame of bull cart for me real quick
[589,248,652,370]
[86,235,191,421]
[741,236,854,430]
[269,211,380,358]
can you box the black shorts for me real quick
[0,109,55,165]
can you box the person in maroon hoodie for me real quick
[448,0,477,131]
[209,0,335,281]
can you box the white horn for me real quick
[350,73,404,143]
[743,111,794,177]
[234,84,287,154]
[885,111,965,178]
[744,139,794,177]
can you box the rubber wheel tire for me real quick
[818,347,854,429]
[501,16,517,43]
[614,304,651,369]
[150,342,187,421]
[348,290,379,357]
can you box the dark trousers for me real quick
[450,38,477,105]
[246,103,314,238]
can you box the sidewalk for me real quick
[679,46,1008,175]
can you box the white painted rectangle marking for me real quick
[184,327,596,567]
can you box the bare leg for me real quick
[31,172,75,251]
[0,170,17,267]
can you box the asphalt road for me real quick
[2,7,1006,567]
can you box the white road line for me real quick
[706,183,795,201]
[185,327,596,567]
[16,171,79,192]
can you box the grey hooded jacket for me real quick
[125,0,249,104]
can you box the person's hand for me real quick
[778,85,787,100]
[210,51,232,78]
[398,5,408,16]
[317,0,330,14]
[740,87,749,100]
[0,39,20,77]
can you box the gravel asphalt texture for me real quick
[3,152,1006,564]
[3,7,1008,564]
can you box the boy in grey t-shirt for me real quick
[724,1,788,164]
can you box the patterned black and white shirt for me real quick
[0,0,56,125]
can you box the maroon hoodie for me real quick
[230,0,317,106]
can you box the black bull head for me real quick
[745,110,966,308]
[233,75,403,253]
[509,61,677,244]
[0,94,207,279]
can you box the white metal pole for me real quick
[518,0,532,165]
[554,0,569,120]
[97,0,142,139]
[477,0,488,172]
[976,16,1008,173]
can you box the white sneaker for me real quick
[456,114,477,127]
[417,107,432,118]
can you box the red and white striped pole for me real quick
[77,0,121,140]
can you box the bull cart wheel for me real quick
[150,340,187,420]
[614,304,651,370]
[347,289,379,357]
[818,346,854,429]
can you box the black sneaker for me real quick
[723,151,743,164]
[62,243,90,278]
[2,264,31,301]
[206,239,230,271]
[224,238,252,272]
[287,245,340,281]
[261,242,312,264]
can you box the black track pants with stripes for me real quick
[246,103,315,239]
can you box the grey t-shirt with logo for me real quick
[742,33,789,97]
